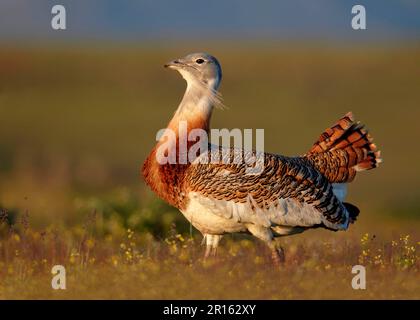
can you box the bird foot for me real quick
[204,246,218,259]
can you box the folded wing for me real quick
[185,147,350,230]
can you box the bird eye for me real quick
[195,58,205,64]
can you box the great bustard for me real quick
[142,53,381,264]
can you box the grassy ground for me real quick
[0,211,418,299]
[0,44,419,299]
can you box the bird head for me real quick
[164,52,222,91]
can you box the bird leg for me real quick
[204,243,212,259]
[247,224,285,267]
[203,234,222,259]
[269,241,286,266]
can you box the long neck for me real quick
[168,78,219,134]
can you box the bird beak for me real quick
[164,59,182,69]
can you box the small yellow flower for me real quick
[254,256,264,265]
[13,234,20,242]
[360,233,369,245]
[111,255,119,266]
[86,238,95,249]
[127,228,134,239]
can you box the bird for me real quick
[142,52,382,265]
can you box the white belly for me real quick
[181,197,247,234]
[181,192,324,235]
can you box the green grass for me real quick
[0,214,418,299]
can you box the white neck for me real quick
[157,73,221,152]
[173,72,221,123]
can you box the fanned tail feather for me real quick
[305,112,382,183]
